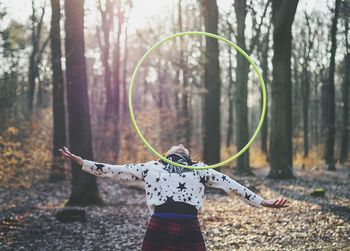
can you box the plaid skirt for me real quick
[141,214,206,251]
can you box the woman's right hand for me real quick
[59,146,83,166]
[261,198,289,208]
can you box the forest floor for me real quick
[1,164,349,251]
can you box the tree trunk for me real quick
[64,0,102,206]
[301,13,314,158]
[260,29,269,155]
[339,16,349,164]
[302,68,310,157]
[49,0,66,182]
[157,61,168,151]
[233,0,253,175]
[110,2,123,161]
[313,69,320,146]
[177,0,191,147]
[98,0,114,122]
[112,4,122,121]
[28,0,39,114]
[226,47,234,148]
[324,0,340,170]
[173,1,181,142]
[302,66,310,157]
[28,1,47,115]
[268,0,298,179]
[122,25,129,117]
[200,0,221,165]
[301,36,308,157]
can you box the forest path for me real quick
[1,165,349,250]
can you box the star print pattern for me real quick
[199,176,208,185]
[81,159,264,214]
[95,163,105,171]
[165,196,175,203]
[244,192,252,200]
[142,169,149,180]
[177,182,187,191]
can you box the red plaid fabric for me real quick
[141,215,206,251]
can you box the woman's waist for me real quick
[154,201,198,215]
[152,212,197,220]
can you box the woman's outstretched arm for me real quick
[194,163,289,208]
[59,146,154,181]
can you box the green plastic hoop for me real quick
[128,31,266,170]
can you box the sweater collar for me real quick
[159,153,194,174]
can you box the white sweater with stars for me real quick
[82,159,265,215]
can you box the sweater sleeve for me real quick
[81,159,155,181]
[196,163,264,208]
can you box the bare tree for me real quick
[122,24,129,117]
[178,0,192,147]
[324,0,341,171]
[268,0,298,179]
[226,45,235,148]
[231,0,270,174]
[339,2,349,164]
[97,0,114,121]
[200,0,221,165]
[300,12,316,157]
[49,0,66,182]
[64,0,102,205]
[259,24,271,155]
[28,0,49,114]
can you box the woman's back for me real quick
[144,163,205,214]
[59,145,289,251]
[81,158,264,215]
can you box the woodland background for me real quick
[0,0,349,250]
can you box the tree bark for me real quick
[64,0,102,206]
[178,0,192,148]
[112,2,123,120]
[301,13,316,158]
[339,14,349,164]
[28,0,43,114]
[259,27,270,155]
[49,0,66,182]
[302,64,310,157]
[324,0,340,170]
[233,0,253,175]
[226,46,234,148]
[98,0,114,121]
[28,1,49,114]
[200,0,221,165]
[122,25,129,117]
[109,2,124,161]
[268,0,298,179]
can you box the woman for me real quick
[59,144,288,251]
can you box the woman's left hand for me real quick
[59,146,83,166]
[261,198,289,208]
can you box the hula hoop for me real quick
[128,31,266,170]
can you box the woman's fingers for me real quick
[270,198,288,208]
[276,199,284,206]
[63,146,72,155]
[277,199,284,206]
[275,199,289,208]
[59,149,70,158]
[263,198,289,208]
[63,146,75,158]
[59,148,83,165]
[281,199,288,207]
[281,199,289,207]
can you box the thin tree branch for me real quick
[248,0,271,53]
